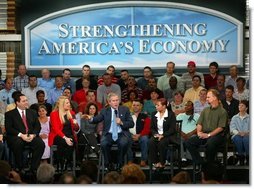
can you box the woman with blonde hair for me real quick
[48,96,79,170]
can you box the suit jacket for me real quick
[5,108,41,138]
[92,106,134,137]
[48,110,79,146]
[150,109,176,140]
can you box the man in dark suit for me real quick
[5,93,45,172]
[84,92,134,169]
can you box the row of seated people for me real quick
[0,61,249,115]
[0,88,249,174]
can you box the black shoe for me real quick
[239,155,245,166]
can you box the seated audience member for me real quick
[163,76,179,103]
[122,90,138,114]
[62,68,76,94]
[37,68,55,96]
[76,175,92,184]
[6,91,22,112]
[233,77,249,101]
[73,76,90,105]
[102,171,124,184]
[137,66,153,90]
[149,98,176,168]
[143,77,163,101]
[30,90,52,116]
[143,88,160,117]
[204,62,219,89]
[36,163,55,184]
[128,99,150,167]
[121,163,146,184]
[0,160,23,184]
[230,100,249,165]
[5,93,45,172]
[183,75,205,103]
[170,171,191,184]
[83,93,134,170]
[21,75,48,106]
[221,85,239,123]
[181,61,205,91]
[75,64,98,91]
[184,89,227,165]
[58,172,76,184]
[63,87,78,113]
[0,78,16,111]
[177,101,199,164]
[121,76,143,103]
[38,105,50,163]
[170,91,185,116]
[117,69,129,91]
[201,161,224,184]
[78,89,103,113]
[49,96,79,170]
[78,102,100,162]
[212,74,226,100]
[225,65,238,90]
[97,73,121,107]
[194,89,209,114]
[97,65,118,86]
[47,75,65,106]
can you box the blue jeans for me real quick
[127,135,149,161]
[232,135,249,155]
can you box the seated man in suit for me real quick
[84,92,134,170]
[5,93,45,172]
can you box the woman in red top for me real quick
[49,95,79,170]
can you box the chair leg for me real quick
[97,150,103,183]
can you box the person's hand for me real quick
[20,134,31,142]
[116,118,123,125]
[158,134,164,141]
[64,137,73,146]
[40,133,48,139]
[27,134,36,142]
[82,114,92,120]
[132,134,140,141]
[0,134,3,143]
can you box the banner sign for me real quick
[25,1,243,69]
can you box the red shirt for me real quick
[97,76,118,86]
[72,89,88,105]
[204,74,218,89]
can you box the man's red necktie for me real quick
[22,110,28,133]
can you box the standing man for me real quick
[62,68,76,94]
[181,61,204,91]
[47,75,65,106]
[204,62,219,89]
[97,73,121,107]
[157,61,184,92]
[185,89,228,164]
[84,92,134,170]
[137,66,153,90]
[13,64,29,91]
[21,75,47,106]
[5,93,45,172]
[117,69,129,91]
[76,65,98,91]
[37,68,55,96]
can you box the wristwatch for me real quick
[207,133,211,137]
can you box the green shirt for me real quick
[197,105,227,133]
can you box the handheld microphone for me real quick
[114,109,118,117]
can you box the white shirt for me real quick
[155,109,168,135]
[130,114,137,135]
